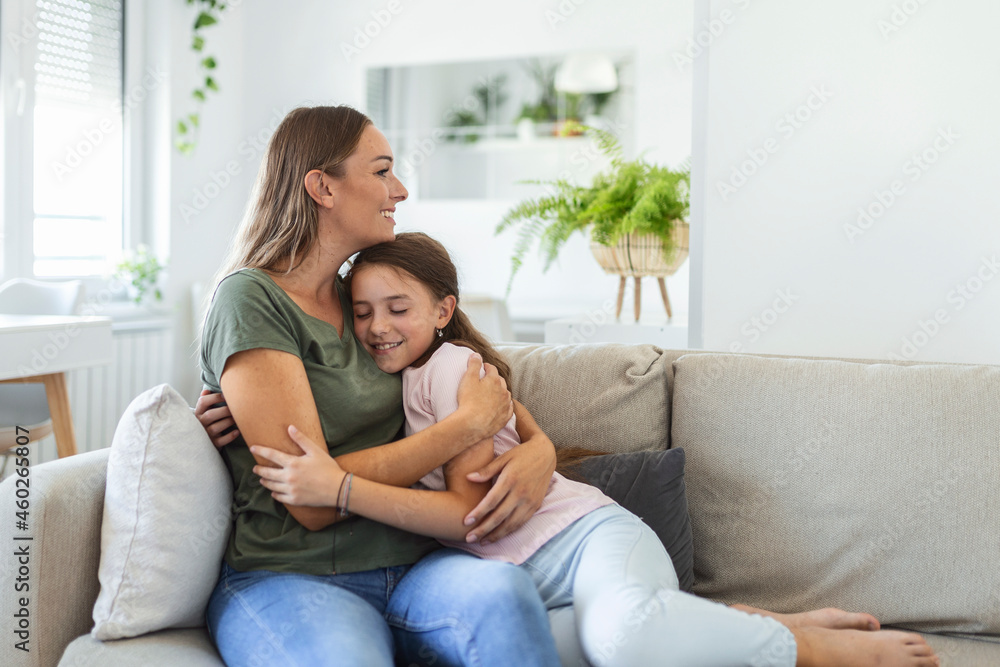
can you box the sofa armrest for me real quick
[0,448,109,667]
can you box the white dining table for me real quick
[0,314,113,457]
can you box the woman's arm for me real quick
[254,426,495,541]
[206,352,512,489]
[219,347,343,531]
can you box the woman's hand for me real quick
[251,425,347,507]
[455,355,513,442]
[462,408,556,544]
[195,389,241,448]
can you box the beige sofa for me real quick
[2,344,999,666]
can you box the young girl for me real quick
[249,232,938,667]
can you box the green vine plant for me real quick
[495,127,690,293]
[175,0,227,155]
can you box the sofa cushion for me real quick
[672,353,1000,634]
[61,627,223,666]
[569,448,694,591]
[92,385,232,640]
[500,343,671,454]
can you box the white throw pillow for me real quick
[92,384,232,640]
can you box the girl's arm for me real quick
[462,400,557,544]
[220,348,509,531]
[253,426,496,541]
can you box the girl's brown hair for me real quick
[346,232,606,477]
[215,105,373,283]
[344,232,512,384]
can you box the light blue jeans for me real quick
[525,504,797,667]
[206,548,560,666]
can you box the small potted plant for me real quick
[115,245,166,306]
[496,128,690,320]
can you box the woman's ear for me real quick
[436,295,457,329]
[304,169,335,208]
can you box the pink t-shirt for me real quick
[403,342,613,565]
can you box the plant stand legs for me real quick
[615,276,627,319]
[633,277,642,322]
[615,276,675,322]
[657,277,672,319]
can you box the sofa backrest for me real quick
[671,352,1000,636]
[500,343,682,454]
[0,448,109,667]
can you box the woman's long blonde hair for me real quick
[214,105,372,285]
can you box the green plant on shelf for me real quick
[115,246,166,305]
[495,127,690,292]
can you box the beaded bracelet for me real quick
[341,473,354,518]
[336,473,350,516]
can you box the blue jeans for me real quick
[525,504,797,667]
[206,548,560,667]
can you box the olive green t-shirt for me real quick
[200,268,439,575]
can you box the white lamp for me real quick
[554,54,618,94]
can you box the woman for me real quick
[198,105,561,666]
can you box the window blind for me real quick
[33,0,123,105]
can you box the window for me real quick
[2,0,125,278]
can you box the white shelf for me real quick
[545,315,689,348]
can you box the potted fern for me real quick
[496,128,690,320]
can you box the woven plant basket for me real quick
[589,223,690,278]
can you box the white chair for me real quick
[461,294,516,343]
[0,279,84,469]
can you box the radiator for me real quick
[32,317,174,465]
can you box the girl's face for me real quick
[329,125,408,252]
[351,264,455,374]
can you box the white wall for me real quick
[161,0,694,399]
[691,0,1000,364]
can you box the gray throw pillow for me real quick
[569,448,693,592]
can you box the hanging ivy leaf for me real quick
[177,0,227,155]
[194,12,217,29]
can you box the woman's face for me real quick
[330,125,408,251]
[351,264,453,374]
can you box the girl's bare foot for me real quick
[794,627,939,667]
[731,604,880,631]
